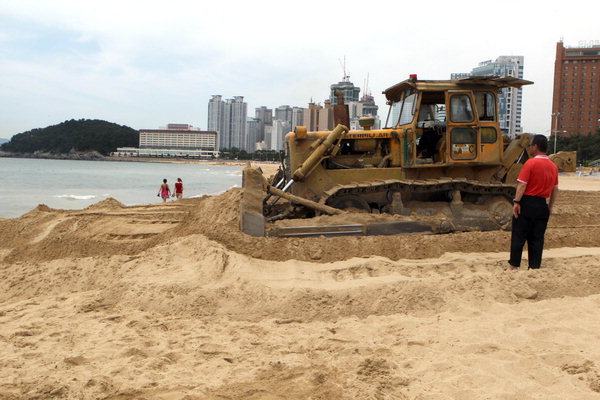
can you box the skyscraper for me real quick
[255,106,273,142]
[452,56,525,137]
[552,40,600,136]
[220,96,247,150]
[275,105,293,128]
[291,107,305,130]
[330,78,361,105]
[271,120,290,151]
[245,118,261,152]
[208,95,224,148]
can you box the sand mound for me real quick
[1,177,600,398]
[84,197,125,210]
[2,185,600,265]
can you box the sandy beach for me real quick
[1,174,600,399]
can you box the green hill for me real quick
[0,119,138,155]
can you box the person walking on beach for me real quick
[158,178,171,202]
[507,134,559,271]
[172,177,184,200]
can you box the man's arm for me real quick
[548,185,559,215]
[512,181,527,219]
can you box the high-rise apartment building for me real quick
[291,107,305,131]
[275,105,293,127]
[452,56,525,137]
[245,118,261,153]
[209,95,247,150]
[255,106,273,143]
[270,120,290,151]
[552,40,600,136]
[208,95,224,148]
[271,105,305,133]
[263,125,273,150]
[208,96,224,132]
[220,96,247,150]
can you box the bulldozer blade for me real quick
[241,212,265,237]
[240,167,267,237]
[269,221,435,238]
[366,221,434,235]
[269,224,365,238]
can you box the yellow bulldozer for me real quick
[241,75,567,237]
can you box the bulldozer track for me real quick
[320,178,516,208]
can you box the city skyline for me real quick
[1,0,599,139]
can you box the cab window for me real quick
[385,91,417,128]
[386,101,402,128]
[481,127,498,144]
[475,92,496,121]
[399,93,417,125]
[450,94,474,123]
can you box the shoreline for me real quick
[103,156,282,176]
[1,152,279,165]
[1,153,281,173]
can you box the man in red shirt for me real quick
[507,134,559,270]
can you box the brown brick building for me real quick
[552,41,600,136]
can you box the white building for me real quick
[208,96,224,132]
[225,96,247,150]
[263,125,273,150]
[115,124,218,158]
[270,120,290,151]
[210,96,247,150]
[291,107,305,130]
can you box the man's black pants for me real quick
[509,195,550,269]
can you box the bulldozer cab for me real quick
[383,76,532,167]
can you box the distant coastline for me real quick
[0,150,105,161]
[0,151,280,173]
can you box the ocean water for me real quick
[0,158,243,218]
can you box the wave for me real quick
[54,194,98,201]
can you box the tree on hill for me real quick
[0,119,138,155]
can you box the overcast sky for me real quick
[1,0,599,139]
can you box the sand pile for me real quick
[1,176,600,399]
